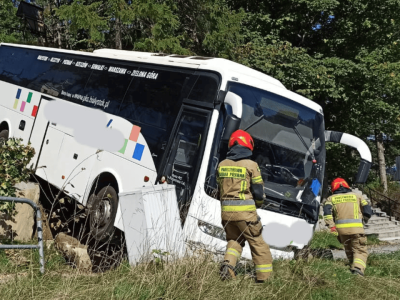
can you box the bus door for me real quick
[29,96,65,183]
[159,105,212,221]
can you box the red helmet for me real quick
[228,130,254,151]
[331,178,350,193]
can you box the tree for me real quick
[230,0,400,187]
[0,0,24,43]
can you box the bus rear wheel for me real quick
[87,185,118,242]
[0,129,9,144]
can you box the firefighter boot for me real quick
[351,267,364,276]
[220,262,236,281]
[254,278,266,284]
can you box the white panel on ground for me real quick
[119,184,186,265]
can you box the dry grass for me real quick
[1,238,400,300]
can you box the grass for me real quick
[309,231,383,250]
[0,235,400,300]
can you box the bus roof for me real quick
[0,43,323,114]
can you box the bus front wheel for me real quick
[87,185,118,242]
[0,129,9,144]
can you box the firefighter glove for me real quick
[330,226,338,236]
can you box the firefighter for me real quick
[216,129,273,283]
[323,178,373,276]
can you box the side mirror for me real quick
[325,130,372,184]
[221,92,242,142]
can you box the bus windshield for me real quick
[227,82,326,220]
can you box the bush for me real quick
[0,138,35,215]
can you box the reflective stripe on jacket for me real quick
[217,158,264,221]
[323,191,370,235]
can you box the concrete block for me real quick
[0,182,40,241]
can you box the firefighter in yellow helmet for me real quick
[323,178,372,276]
[216,130,273,283]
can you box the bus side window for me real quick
[187,74,219,103]
[118,69,189,169]
[28,53,93,100]
[83,63,132,115]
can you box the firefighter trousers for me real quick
[222,219,273,280]
[339,233,368,274]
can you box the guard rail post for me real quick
[0,196,45,274]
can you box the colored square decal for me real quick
[20,101,26,112]
[133,143,144,161]
[129,125,141,142]
[16,89,21,99]
[31,105,38,117]
[13,99,19,109]
[27,92,33,103]
[107,119,113,127]
[118,139,128,154]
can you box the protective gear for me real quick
[340,234,368,276]
[351,267,364,276]
[330,226,338,236]
[219,262,236,280]
[222,220,273,281]
[323,184,371,275]
[331,178,350,193]
[216,141,273,282]
[228,130,254,151]
[217,147,265,221]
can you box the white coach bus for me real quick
[0,43,372,260]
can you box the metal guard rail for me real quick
[0,196,45,274]
[364,187,400,222]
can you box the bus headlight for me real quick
[198,220,226,241]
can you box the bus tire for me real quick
[0,129,9,144]
[88,185,118,242]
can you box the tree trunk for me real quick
[54,0,62,48]
[115,18,122,50]
[376,131,388,193]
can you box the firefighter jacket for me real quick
[323,187,373,235]
[216,145,264,222]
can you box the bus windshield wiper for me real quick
[243,115,264,131]
[243,90,266,132]
[292,121,315,161]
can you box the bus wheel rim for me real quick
[93,198,111,228]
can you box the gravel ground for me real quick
[331,240,400,260]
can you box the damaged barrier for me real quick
[0,196,45,274]
[119,184,187,265]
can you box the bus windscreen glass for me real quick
[227,82,326,222]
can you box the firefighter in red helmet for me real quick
[323,177,372,276]
[216,129,273,283]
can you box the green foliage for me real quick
[152,249,170,266]
[230,0,400,187]
[0,138,35,215]
[0,0,24,43]
[310,231,382,250]
[309,231,344,250]
[56,0,108,47]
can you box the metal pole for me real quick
[368,188,373,207]
[36,207,45,274]
[0,196,45,274]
